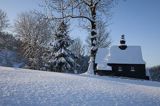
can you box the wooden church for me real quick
[95,35,149,80]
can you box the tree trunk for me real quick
[87,5,98,75]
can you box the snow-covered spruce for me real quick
[44,21,77,73]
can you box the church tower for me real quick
[119,34,127,50]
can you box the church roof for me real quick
[95,35,146,71]
[107,46,145,64]
[95,45,145,70]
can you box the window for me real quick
[118,66,122,72]
[131,66,135,72]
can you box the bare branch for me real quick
[95,0,101,6]
[47,14,94,23]
[0,9,8,32]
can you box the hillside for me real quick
[0,66,160,106]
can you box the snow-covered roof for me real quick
[95,48,111,70]
[95,46,145,70]
[95,48,109,64]
[97,63,112,71]
[107,46,145,64]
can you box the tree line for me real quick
[0,10,89,73]
[149,65,160,81]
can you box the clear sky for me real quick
[0,0,160,67]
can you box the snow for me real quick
[86,57,95,74]
[107,46,145,64]
[97,63,112,71]
[0,66,160,106]
[146,68,151,79]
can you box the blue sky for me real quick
[0,0,160,67]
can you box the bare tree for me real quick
[70,38,85,57]
[149,65,160,81]
[44,0,115,74]
[69,38,86,73]
[0,9,8,32]
[14,11,52,70]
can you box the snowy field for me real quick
[0,66,160,106]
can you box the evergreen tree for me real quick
[48,21,76,73]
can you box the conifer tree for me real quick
[48,21,76,73]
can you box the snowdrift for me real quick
[0,66,160,106]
